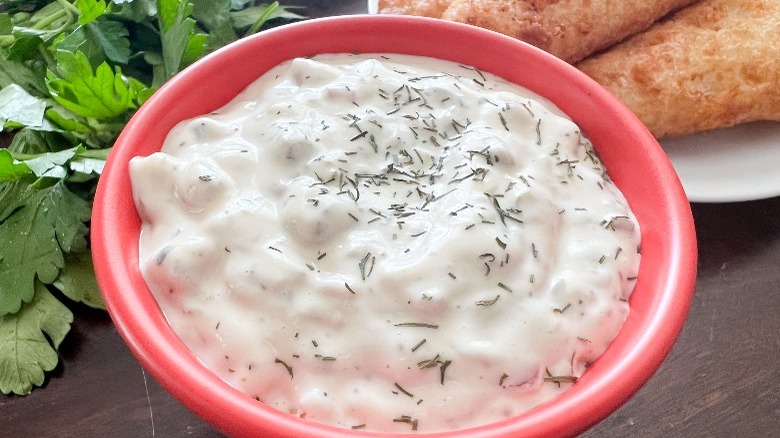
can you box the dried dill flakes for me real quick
[274,358,293,378]
[393,382,414,398]
[358,252,376,280]
[411,339,427,352]
[498,111,509,130]
[417,354,441,369]
[535,118,543,145]
[601,214,631,231]
[553,303,572,314]
[475,295,501,306]
[544,368,578,388]
[439,359,452,385]
[394,322,439,329]
[314,354,337,361]
[497,282,513,293]
[393,415,419,431]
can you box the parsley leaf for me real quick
[0,149,31,181]
[20,145,82,179]
[0,47,48,94]
[46,50,139,119]
[0,180,90,315]
[0,83,47,131]
[53,251,104,310]
[0,281,73,395]
[85,17,132,64]
[75,0,107,25]
[192,0,237,49]
[158,0,207,80]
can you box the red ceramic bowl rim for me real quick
[92,15,697,438]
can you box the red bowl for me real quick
[92,15,697,438]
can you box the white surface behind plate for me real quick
[661,121,780,203]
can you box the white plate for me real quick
[661,121,780,203]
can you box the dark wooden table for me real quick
[3,1,779,437]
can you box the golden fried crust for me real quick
[378,0,454,17]
[540,0,697,63]
[577,0,780,138]
[379,0,697,63]
[441,0,548,49]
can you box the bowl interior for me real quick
[92,15,697,438]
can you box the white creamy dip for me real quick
[130,53,641,433]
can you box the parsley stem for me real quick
[54,0,80,16]
[36,8,68,30]
[244,1,279,37]
[37,44,57,72]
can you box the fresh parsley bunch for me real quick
[0,0,302,396]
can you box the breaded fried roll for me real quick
[538,0,698,63]
[439,1,548,50]
[377,0,454,17]
[379,0,697,63]
[577,0,780,138]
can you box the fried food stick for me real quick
[536,0,699,63]
[378,0,697,63]
[577,0,780,138]
[439,1,548,51]
[377,0,454,17]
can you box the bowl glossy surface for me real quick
[92,15,697,438]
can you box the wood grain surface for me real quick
[3,1,779,437]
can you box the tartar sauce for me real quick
[130,53,641,432]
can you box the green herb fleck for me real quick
[274,358,293,378]
[439,359,452,384]
[395,322,439,329]
[553,303,572,314]
[393,415,419,431]
[394,382,414,398]
[358,252,375,280]
[544,368,578,387]
[475,295,501,306]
